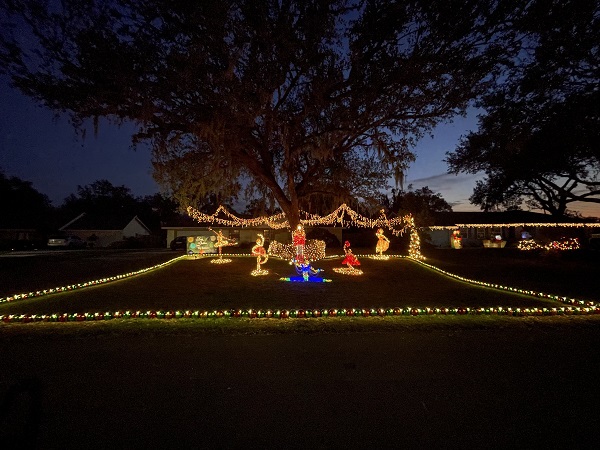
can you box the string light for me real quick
[518,237,581,251]
[210,258,232,264]
[333,267,363,275]
[187,204,423,259]
[268,240,326,262]
[518,239,543,251]
[428,223,600,230]
[2,254,597,324]
[3,304,598,324]
[0,256,186,305]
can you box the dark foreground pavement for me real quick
[1,327,599,449]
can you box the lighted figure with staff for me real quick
[251,234,269,276]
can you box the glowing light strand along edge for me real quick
[1,255,598,323]
[2,305,599,324]
[0,255,187,305]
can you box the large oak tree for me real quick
[446,0,600,218]
[1,0,518,226]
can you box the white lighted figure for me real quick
[251,234,269,276]
[334,240,363,275]
[375,228,390,258]
[209,228,233,264]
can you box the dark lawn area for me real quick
[0,251,576,316]
[421,246,599,302]
[0,249,181,298]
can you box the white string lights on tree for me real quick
[187,204,423,259]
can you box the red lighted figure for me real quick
[334,241,363,275]
[342,241,360,268]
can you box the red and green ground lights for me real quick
[1,253,598,324]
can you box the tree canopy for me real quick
[446,0,600,218]
[0,0,523,226]
[0,171,53,229]
[60,179,178,231]
[386,185,452,227]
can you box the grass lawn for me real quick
[0,252,574,316]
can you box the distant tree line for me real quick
[0,172,180,235]
[0,171,453,235]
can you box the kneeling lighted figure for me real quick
[280,255,331,282]
[334,241,363,275]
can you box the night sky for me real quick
[1,75,598,218]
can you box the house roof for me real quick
[60,213,151,233]
[430,210,598,227]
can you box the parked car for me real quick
[47,235,87,249]
[170,236,187,250]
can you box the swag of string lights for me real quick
[186,204,424,259]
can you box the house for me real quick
[425,211,600,248]
[60,213,152,247]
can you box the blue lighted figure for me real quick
[291,258,325,282]
[280,226,331,282]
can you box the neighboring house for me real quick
[60,213,152,247]
[425,211,600,248]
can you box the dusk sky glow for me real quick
[1,75,598,218]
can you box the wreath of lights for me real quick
[1,254,597,325]
[187,204,423,259]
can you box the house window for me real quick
[477,228,485,239]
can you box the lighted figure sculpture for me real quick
[451,229,462,249]
[374,228,390,259]
[282,258,330,282]
[334,241,363,275]
[251,234,269,276]
[292,223,306,262]
[209,228,233,264]
[281,224,331,282]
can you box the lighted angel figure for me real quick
[375,228,390,256]
[251,233,269,275]
[292,223,306,262]
[334,240,363,275]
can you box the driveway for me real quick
[1,327,599,449]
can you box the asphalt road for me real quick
[1,327,599,449]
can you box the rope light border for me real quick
[0,254,598,324]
